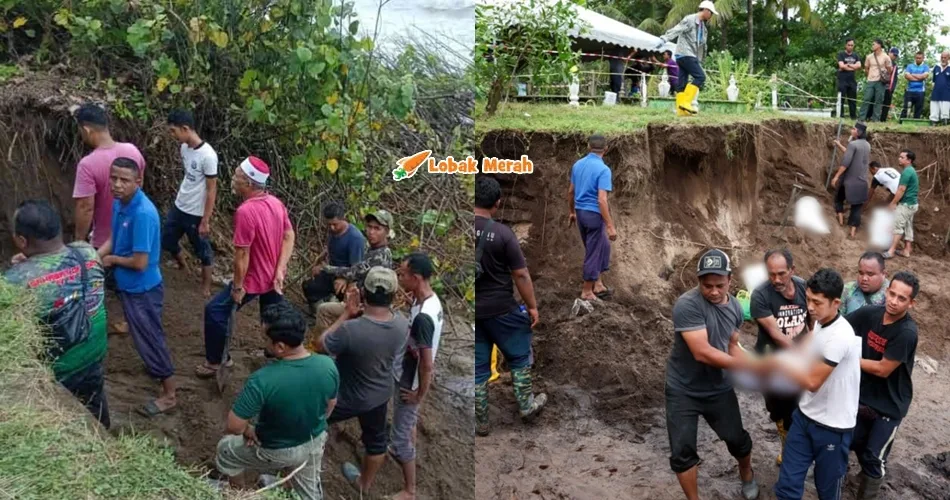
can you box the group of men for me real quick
[837,38,950,125]
[2,102,444,500]
[668,248,918,500]
[832,122,920,260]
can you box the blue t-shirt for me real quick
[905,63,930,92]
[328,224,365,267]
[111,189,162,293]
[933,65,950,101]
[570,153,612,214]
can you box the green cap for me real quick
[365,209,395,238]
[363,266,398,294]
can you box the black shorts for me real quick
[665,385,753,473]
[329,401,389,455]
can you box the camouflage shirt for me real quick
[839,279,889,316]
[3,243,107,379]
[325,245,393,288]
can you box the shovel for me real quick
[216,304,238,394]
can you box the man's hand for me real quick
[334,278,348,296]
[606,224,618,241]
[889,201,897,211]
[400,387,422,405]
[231,286,246,304]
[831,175,841,188]
[343,286,361,319]
[198,218,211,238]
[527,307,540,328]
[243,425,260,447]
[568,213,576,227]
[273,268,286,295]
[10,253,26,265]
[101,255,117,268]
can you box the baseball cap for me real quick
[889,47,899,56]
[698,0,719,16]
[365,209,395,238]
[363,266,398,294]
[697,249,732,277]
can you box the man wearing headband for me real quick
[196,156,296,378]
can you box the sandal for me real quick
[137,399,176,418]
[882,252,894,260]
[594,287,613,299]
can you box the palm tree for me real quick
[763,0,822,55]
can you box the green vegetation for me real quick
[0,282,225,499]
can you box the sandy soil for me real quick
[475,122,950,499]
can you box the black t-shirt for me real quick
[837,50,862,84]
[751,276,810,354]
[475,215,526,320]
[845,305,918,419]
[399,312,435,390]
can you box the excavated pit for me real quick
[475,121,950,499]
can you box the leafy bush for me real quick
[776,58,837,108]
[703,51,770,105]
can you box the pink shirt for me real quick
[233,193,293,295]
[72,143,147,248]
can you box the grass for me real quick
[475,100,943,135]
[0,281,273,499]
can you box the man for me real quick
[301,202,366,317]
[72,103,146,250]
[840,252,890,316]
[883,149,920,260]
[663,50,680,90]
[4,200,110,428]
[832,122,871,238]
[771,268,862,500]
[391,253,443,500]
[313,209,393,335]
[837,39,863,120]
[313,267,408,495]
[98,157,176,416]
[859,39,893,122]
[868,161,901,200]
[931,51,950,126]
[162,109,218,298]
[750,249,809,466]
[659,0,719,116]
[665,248,759,500]
[900,51,929,120]
[568,134,616,301]
[214,301,338,500]
[196,156,295,377]
[474,176,545,437]
[869,48,901,122]
[845,272,919,500]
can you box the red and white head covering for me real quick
[240,156,270,185]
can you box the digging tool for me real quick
[825,114,846,189]
[772,173,807,240]
[216,304,238,394]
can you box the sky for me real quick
[927,0,950,51]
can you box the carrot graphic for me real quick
[392,150,432,181]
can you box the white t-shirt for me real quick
[798,315,861,430]
[873,168,901,195]
[174,142,219,217]
[404,294,444,391]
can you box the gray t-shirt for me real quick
[840,138,870,205]
[324,313,409,412]
[666,287,743,397]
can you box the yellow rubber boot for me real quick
[489,346,500,383]
[776,421,788,465]
[680,83,699,115]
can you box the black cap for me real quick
[855,121,867,133]
[697,249,732,277]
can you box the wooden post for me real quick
[641,73,648,108]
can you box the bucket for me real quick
[603,91,617,106]
[736,290,752,321]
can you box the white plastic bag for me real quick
[793,196,830,234]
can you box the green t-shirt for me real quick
[2,243,107,379]
[232,353,339,449]
[899,166,919,205]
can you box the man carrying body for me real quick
[840,252,889,316]
[900,51,929,120]
[837,39,863,120]
[832,122,871,238]
[474,176,546,437]
[845,272,919,500]
[302,202,366,318]
[313,209,392,335]
[568,134,616,301]
[930,51,950,126]
[859,39,893,122]
[666,248,759,500]
[214,301,338,500]
[391,252,443,500]
[750,249,810,466]
[72,103,147,251]
[868,161,901,202]
[883,149,920,260]
[196,156,295,377]
[162,109,218,298]
[98,157,176,417]
[4,200,110,428]
[313,267,408,495]
[771,268,862,500]
[659,1,719,116]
